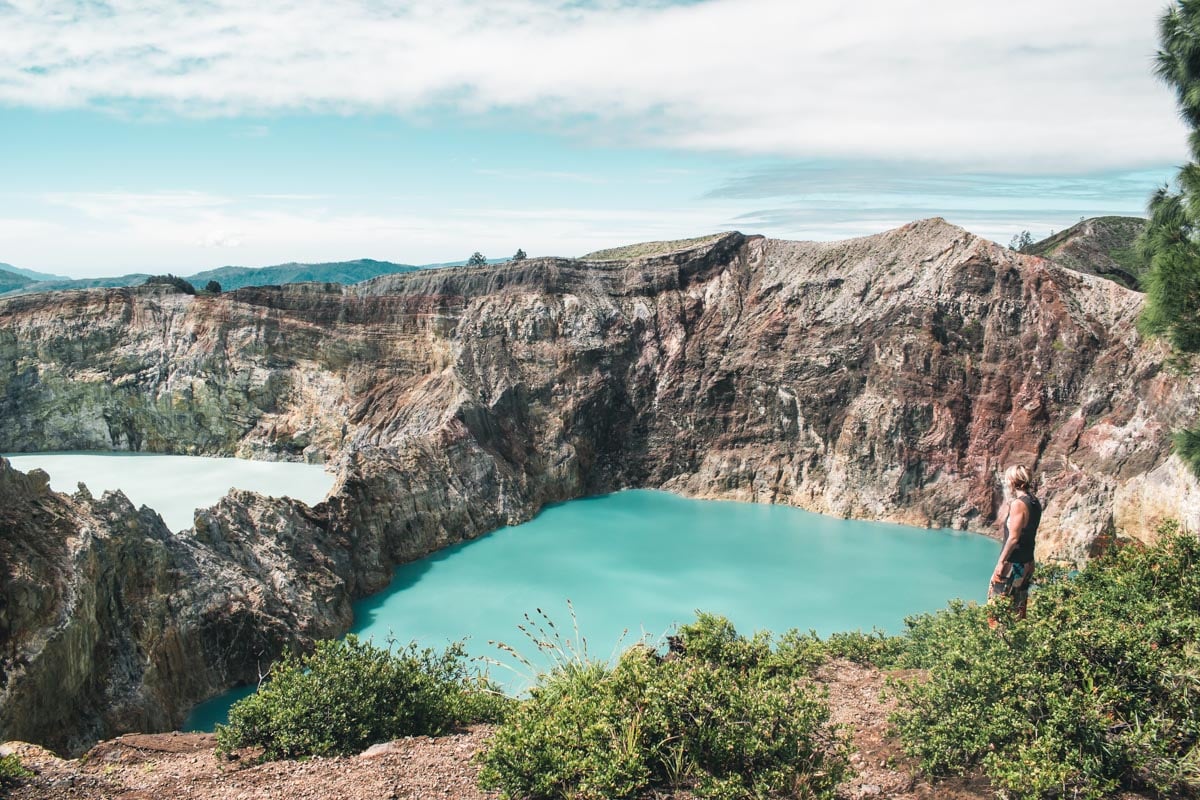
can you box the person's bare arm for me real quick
[992,499,1027,582]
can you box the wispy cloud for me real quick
[42,190,232,218]
[249,193,329,201]
[0,0,1184,172]
[475,168,609,184]
[707,164,1171,204]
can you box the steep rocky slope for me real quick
[1,218,1196,753]
[1023,216,1149,290]
[0,459,354,755]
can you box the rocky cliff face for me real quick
[0,457,354,755]
[1,218,1196,753]
[1023,216,1149,290]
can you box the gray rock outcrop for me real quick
[1,219,1196,753]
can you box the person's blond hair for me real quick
[1003,464,1033,497]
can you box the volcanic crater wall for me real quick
[1,218,1196,753]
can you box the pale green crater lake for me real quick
[2,453,999,731]
[3,451,336,532]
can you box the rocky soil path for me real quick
[2,661,994,800]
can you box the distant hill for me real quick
[1023,216,1149,290]
[187,258,418,291]
[0,258,420,297]
[1,274,152,295]
[0,262,70,282]
[0,268,35,294]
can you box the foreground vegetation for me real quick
[0,753,32,788]
[886,527,1200,799]
[211,530,1200,800]
[478,613,850,800]
[214,636,512,759]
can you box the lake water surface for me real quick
[188,488,998,729]
[3,451,335,532]
[4,453,999,730]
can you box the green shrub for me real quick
[675,612,831,679]
[143,273,196,294]
[889,528,1200,799]
[0,753,32,787]
[1175,424,1200,479]
[821,628,907,667]
[478,614,850,800]
[214,635,512,759]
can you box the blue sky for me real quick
[0,0,1188,277]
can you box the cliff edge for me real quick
[1,219,1196,752]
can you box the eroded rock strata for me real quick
[1,218,1196,753]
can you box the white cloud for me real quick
[41,190,232,218]
[199,229,244,247]
[0,0,1186,172]
[1,190,750,275]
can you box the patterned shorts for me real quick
[989,561,1034,613]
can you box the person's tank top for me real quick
[1003,494,1041,563]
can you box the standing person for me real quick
[988,464,1042,622]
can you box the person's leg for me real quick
[988,563,1016,628]
[1011,562,1033,619]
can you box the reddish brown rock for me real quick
[1,219,1196,753]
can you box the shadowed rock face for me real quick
[0,460,353,756]
[1,219,1196,753]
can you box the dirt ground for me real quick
[0,660,1008,800]
[815,660,993,800]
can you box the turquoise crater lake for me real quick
[0,453,1000,730]
[187,487,999,730]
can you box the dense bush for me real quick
[0,753,31,788]
[214,635,512,759]
[889,527,1200,799]
[478,613,850,800]
[143,273,196,294]
[820,628,907,667]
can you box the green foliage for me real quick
[1175,424,1200,478]
[1141,1,1200,482]
[466,251,488,267]
[889,529,1200,799]
[204,279,222,294]
[511,248,527,262]
[478,613,850,800]
[214,635,512,760]
[143,273,197,295]
[1009,230,1034,251]
[1143,2,1200,357]
[821,629,907,667]
[1139,187,1200,356]
[674,613,833,679]
[0,753,32,787]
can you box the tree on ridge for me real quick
[1142,0,1200,476]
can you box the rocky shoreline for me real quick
[2,219,1197,754]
